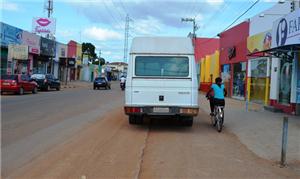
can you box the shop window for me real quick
[279,58,293,105]
[233,62,246,98]
[250,58,268,103]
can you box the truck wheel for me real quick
[135,116,144,125]
[32,87,38,94]
[182,116,193,127]
[129,115,136,124]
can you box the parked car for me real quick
[93,77,111,90]
[31,74,61,91]
[0,74,38,95]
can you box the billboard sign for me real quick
[40,37,56,57]
[0,22,22,47]
[272,9,300,48]
[32,17,56,36]
[21,31,40,54]
[8,44,29,60]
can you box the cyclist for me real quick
[206,77,227,116]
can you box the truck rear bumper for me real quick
[124,106,199,116]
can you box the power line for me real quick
[103,1,123,29]
[223,0,260,32]
[199,0,260,45]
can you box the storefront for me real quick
[76,43,82,80]
[267,9,300,115]
[67,40,77,81]
[8,44,29,74]
[219,21,249,99]
[56,42,68,80]
[36,37,56,74]
[21,31,40,75]
[0,22,23,75]
[247,30,272,104]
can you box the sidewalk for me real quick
[199,94,300,171]
[60,81,92,89]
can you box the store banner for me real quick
[0,22,22,47]
[21,31,40,54]
[8,44,29,60]
[32,17,56,36]
[272,9,300,48]
[247,30,272,54]
[76,44,82,61]
[40,37,56,57]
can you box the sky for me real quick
[0,0,281,63]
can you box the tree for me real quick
[92,57,105,66]
[82,42,97,59]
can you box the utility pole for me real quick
[45,0,53,18]
[98,50,102,77]
[123,14,132,63]
[181,17,199,46]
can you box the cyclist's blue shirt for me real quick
[212,84,225,99]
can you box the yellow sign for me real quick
[247,30,272,54]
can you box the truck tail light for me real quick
[180,108,199,115]
[124,107,141,113]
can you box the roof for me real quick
[130,37,194,55]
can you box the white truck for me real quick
[124,37,199,126]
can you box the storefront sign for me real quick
[21,31,40,54]
[247,30,272,54]
[32,17,56,36]
[272,9,300,48]
[40,37,56,57]
[0,22,22,47]
[228,46,236,60]
[8,44,28,61]
[68,58,75,67]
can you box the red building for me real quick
[194,38,220,91]
[67,40,77,81]
[219,21,249,99]
[194,38,220,63]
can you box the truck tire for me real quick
[182,116,193,127]
[129,115,136,124]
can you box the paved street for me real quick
[1,82,299,178]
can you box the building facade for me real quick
[219,21,249,99]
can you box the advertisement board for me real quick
[8,44,28,60]
[40,37,56,57]
[21,31,40,54]
[247,30,272,54]
[0,22,22,47]
[32,17,56,36]
[272,9,300,48]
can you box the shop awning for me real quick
[248,44,300,60]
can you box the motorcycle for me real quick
[120,82,125,91]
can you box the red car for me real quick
[0,74,38,95]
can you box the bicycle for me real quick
[210,105,224,132]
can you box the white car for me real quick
[124,37,199,126]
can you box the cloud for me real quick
[68,0,217,29]
[206,0,225,5]
[57,29,75,38]
[0,2,19,11]
[83,27,123,41]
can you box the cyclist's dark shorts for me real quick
[214,98,225,107]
